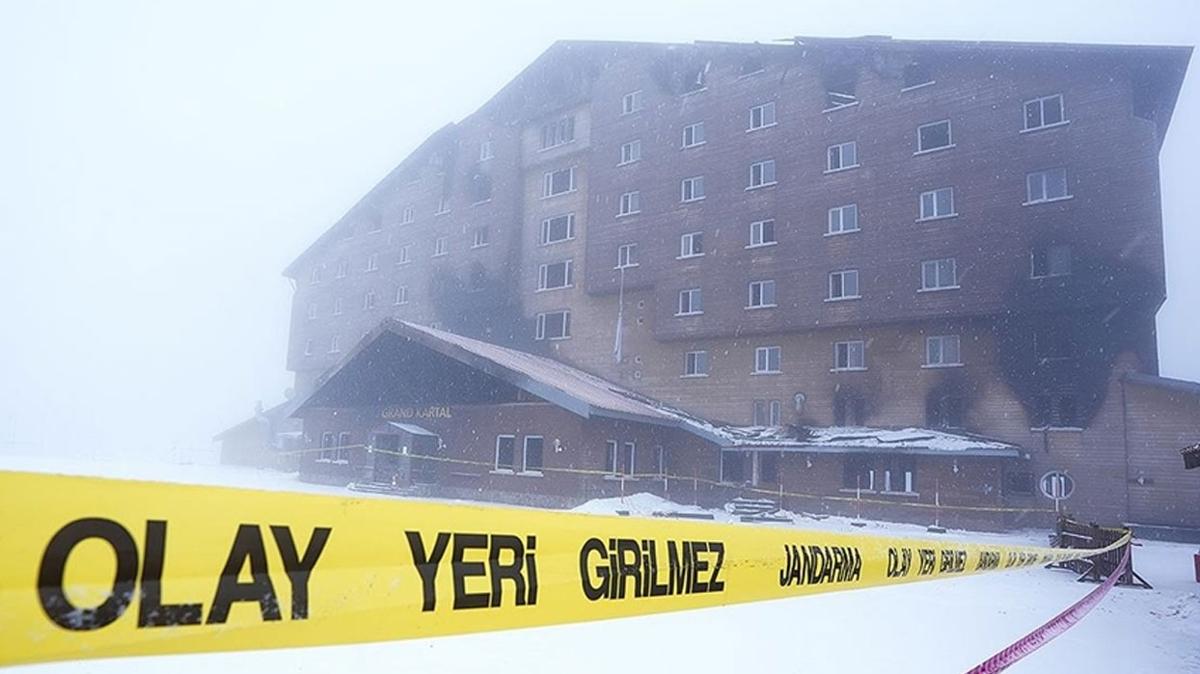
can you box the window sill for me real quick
[880,490,921,498]
[682,141,707,150]
[1030,426,1084,433]
[537,139,577,153]
[746,122,778,133]
[1030,273,1071,280]
[737,69,767,80]
[824,229,860,238]
[751,370,781,376]
[680,373,709,379]
[616,210,642,218]
[675,312,704,317]
[681,196,707,204]
[831,367,867,373]
[824,295,862,303]
[395,261,412,267]
[913,144,956,156]
[431,253,448,259]
[822,101,860,114]
[489,469,515,475]
[745,304,777,310]
[745,181,778,191]
[314,459,350,465]
[541,189,578,200]
[681,86,708,97]
[918,285,960,293]
[1023,195,1074,207]
[616,159,640,167]
[535,285,574,293]
[916,213,959,223]
[539,237,575,247]
[615,264,639,270]
[823,164,860,175]
[676,254,705,261]
[434,210,451,217]
[900,80,936,93]
[471,243,490,249]
[745,241,778,250]
[604,474,639,481]
[922,363,964,369]
[516,470,544,478]
[1020,120,1071,134]
[537,335,571,342]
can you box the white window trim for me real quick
[920,260,959,292]
[747,102,778,132]
[924,335,963,368]
[394,286,409,305]
[493,435,516,473]
[825,142,859,173]
[1019,120,1071,135]
[522,436,545,474]
[827,205,860,236]
[617,191,642,217]
[615,244,638,270]
[899,80,936,93]
[618,140,641,166]
[676,289,703,317]
[539,214,576,246]
[683,351,709,378]
[745,241,779,250]
[917,189,957,222]
[746,281,777,309]
[680,176,706,203]
[831,342,866,372]
[541,167,577,199]
[1022,95,1069,132]
[826,271,861,302]
[823,163,861,175]
[1023,194,1075,207]
[682,123,706,149]
[746,161,778,190]
[821,100,861,114]
[914,120,955,155]
[537,261,574,292]
[753,347,782,375]
[535,310,572,341]
[621,90,643,116]
[678,232,704,259]
[916,212,960,223]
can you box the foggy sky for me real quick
[1,0,1196,459]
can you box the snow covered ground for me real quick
[3,454,1198,673]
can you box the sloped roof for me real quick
[213,398,303,441]
[1125,372,1200,398]
[297,319,1023,458]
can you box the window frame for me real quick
[522,436,545,474]
[825,141,859,173]
[920,258,959,292]
[915,119,954,154]
[748,101,777,131]
[748,219,777,248]
[432,236,449,258]
[747,279,777,309]
[918,187,957,221]
[683,350,710,377]
[540,213,575,245]
[535,310,571,341]
[540,116,576,150]
[747,159,777,189]
[682,122,706,148]
[833,340,866,372]
[616,243,638,269]
[1022,94,1067,132]
[1024,167,1072,205]
[827,269,861,301]
[619,139,642,166]
[677,288,703,316]
[394,285,409,305]
[537,260,574,291]
[679,231,704,259]
[925,335,963,368]
[827,204,860,235]
[621,90,643,115]
[542,167,577,198]
[617,190,642,217]
[1030,244,1073,279]
[753,345,781,374]
[680,175,706,203]
[494,435,517,472]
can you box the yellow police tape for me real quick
[0,470,1128,667]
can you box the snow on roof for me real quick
[401,322,1021,458]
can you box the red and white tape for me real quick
[965,544,1131,673]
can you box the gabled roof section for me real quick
[1125,372,1200,398]
[295,319,1024,458]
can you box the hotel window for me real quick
[397,244,412,265]
[749,219,776,247]
[309,266,321,285]
[306,303,318,320]
[332,297,344,316]
[921,258,958,290]
[679,231,704,258]
[827,204,859,234]
[495,435,516,471]
[681,175,705,202]
[1024,94,1065,131]
[754,346,781,374]
[478,139,494,161]
[433,236,448,257]
[400,206,414,225]
[542,167,575,197]
[919,187,956,220]
[748,101,776,130]
[682,122,705,148]
[926,335,962,367]
[1026,168,1070,204]
[604,440,619,475]
[843,457,875,491]
[618,190,641,216]
[537,260,573,291]
[540,213,575,244]
[336,259,349,279]
[365,253,379,272]
[535,310,571,340]
[684,350,709,377]
[304,339,314,356]
[621,90,643,115]
[749,159,776,188]
[828,269,860,300]
[435,194,450,215]
[1031,244,1072,278]
[523,436,544,473]
[616,243,637,269]
[540,116,575,150]
[833,340,866,371]
[329,335,342,354]
[677,288,703,316]
[883,458,916,493]
[826,141,858,171]
[753,399,782,426]
[619,139,642,165]
[472,226,489,248]
[363,290,376,310]
[916,120,953,153]
[394,285,409,305]
[748,280,777,308]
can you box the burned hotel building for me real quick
[263,36,1198,532]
